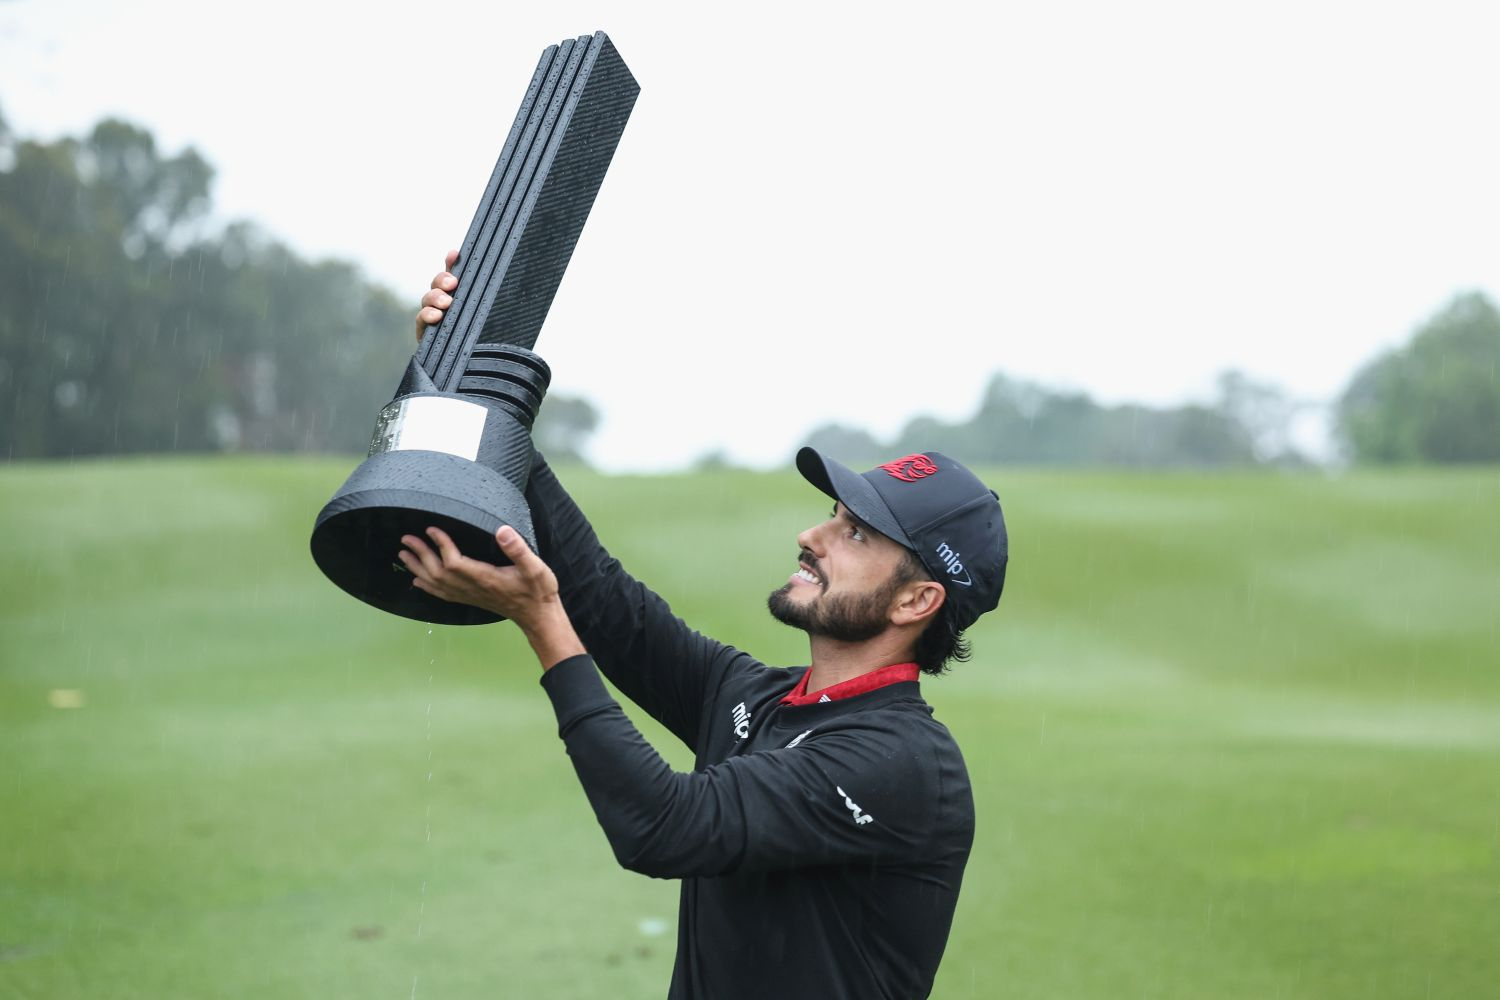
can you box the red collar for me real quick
[780,662,920,706]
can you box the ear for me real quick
[890,579,945,628]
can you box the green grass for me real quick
[1,457,1497,998]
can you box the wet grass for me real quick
[1,456,1496,998]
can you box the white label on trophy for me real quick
[369,395,487,461]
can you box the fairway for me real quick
[2,457,1497,999]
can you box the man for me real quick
[401,256,1008,998]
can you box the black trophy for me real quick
[310,31,639,625]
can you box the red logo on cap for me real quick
[880,454,938,483]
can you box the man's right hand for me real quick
[415,249,461,342]
[398,524,585,670]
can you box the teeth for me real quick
[796,568,819,583]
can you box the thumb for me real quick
[496,525,546,576]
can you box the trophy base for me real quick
[310,449,535,625]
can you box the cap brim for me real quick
[795,447,914,548]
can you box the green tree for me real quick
[801,370,1268,468]
[532,393,600,465]
[1214,369,1307,464]
[1337,292,1500,464]
[887,374,1256,467]
[801,423,886,466]
[0,113,504,460]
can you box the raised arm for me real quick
[540,654,958,880]
[400,528,957,879]
[524,457,747,747]
[408,256,743,746]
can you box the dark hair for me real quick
[898,548,971,676]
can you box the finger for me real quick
[425,526,464,567]
[496,525,547,577]
[416,305,444,327]
[397,549,443,590]
[421,288,454,311]
[445,249,459,269]
[400,534,443,577]
[400,534,442,577]
[429,270,458,293]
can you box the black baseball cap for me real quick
[795,448,1008,632]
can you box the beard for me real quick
[766,558,905,643]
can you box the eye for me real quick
[850,524,865,542]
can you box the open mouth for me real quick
[792,558,825,588]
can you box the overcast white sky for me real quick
[3,0,1497,470]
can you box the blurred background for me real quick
[2,2,1497,998]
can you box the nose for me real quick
[796,517,830,556]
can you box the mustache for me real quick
[798,548,824,581]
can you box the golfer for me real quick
[401,257,1008,998]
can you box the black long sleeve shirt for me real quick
[526,460,975,999]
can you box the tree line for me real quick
[802,369,1305,470]
[799,291,1500,469]
[4,112,1496,467]
[0,111,597,463]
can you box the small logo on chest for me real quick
[731,702,751,740]
[785,729,813,749]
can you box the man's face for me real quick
[767,502,914,642]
